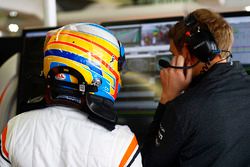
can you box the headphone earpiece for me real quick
[184,14,220,63]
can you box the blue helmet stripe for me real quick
[45,49,102,75]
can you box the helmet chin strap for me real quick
[85,93,117,130]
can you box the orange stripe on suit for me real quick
[1,127,9,159]
[119,135,138,167]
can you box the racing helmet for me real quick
[43,23,125,128]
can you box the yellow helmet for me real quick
[43,23,125,128]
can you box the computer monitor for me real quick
[222,11,250,73]
[102,16,183,141]
[17,27,59,115]
[0,36,22,66]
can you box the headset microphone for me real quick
[159,59,199,69]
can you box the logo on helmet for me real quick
[55,73,66,80]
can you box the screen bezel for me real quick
[220,11,250,17]
[101,16,184,27]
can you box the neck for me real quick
[192,55,227,77]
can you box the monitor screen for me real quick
[110,25,141,46]
[222,11,250,73]
[102,17,183,141]
[17,27,58,115]
[0,37,22,66]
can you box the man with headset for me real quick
[142,8,250,166]
[0,23,142,167]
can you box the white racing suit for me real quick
[0,106,142,167]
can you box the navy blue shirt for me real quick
[142,62,250,167]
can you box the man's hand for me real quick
[160,55,192,104]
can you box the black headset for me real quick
[159,14,222,69]
[184,13,220,63]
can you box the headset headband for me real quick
[184,13,220,63]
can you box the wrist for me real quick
[160,93,170,104]
[160,92,179,104]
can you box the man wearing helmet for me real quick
[0,23,142,167]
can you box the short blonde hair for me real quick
[168,8,234,58]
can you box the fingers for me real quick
[170,55,177,67]
[170,55,185,76]
[159,55,193,103]
[170,55,192,83]
[185,62,193,82]
[170,55,185,69]
[160,68,168,84]
[176,55,185,67]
